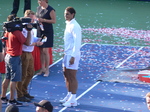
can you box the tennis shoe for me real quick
[1,97,8,104]
[24,93,34,99]
[7,99,23,106]
[17,96,30,102]
[62,100,77,107]
[59,96,70,103]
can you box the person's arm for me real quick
[69,25,82,65]
[30,37,43,46]
[30,41,43,46]
[24,31,31,46]
[68,26,81,65]
[71,26,82,57]
[38,10,56,24]
[23,24,33,46]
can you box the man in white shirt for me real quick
[16,10,43,102]
[60,7,82,107]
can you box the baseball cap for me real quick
[34,100,53,112]
[5,104,19,112]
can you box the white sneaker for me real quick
[59,96,70,103]
[62,100,77,107]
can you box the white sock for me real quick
[69,94,76,101]
[66,92,71,97]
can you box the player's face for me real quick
[64,10,74,21]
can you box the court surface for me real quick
[1,0,150,111]
[2,43,150,112]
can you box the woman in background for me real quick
[36,0,56,77]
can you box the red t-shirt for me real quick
[5,30,26,56]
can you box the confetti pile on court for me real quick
[80,44,150,84]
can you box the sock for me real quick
[67,92,71,97]
[69,94,76,101]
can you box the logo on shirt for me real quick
[15,24,21,27]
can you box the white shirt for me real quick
[64,18,82,57]
[22,28,38,52]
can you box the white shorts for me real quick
[62,55,80,70]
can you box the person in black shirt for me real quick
[36,0,56,77]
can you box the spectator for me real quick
[16,10,43,102]
[34,100,53,112]
[1,14,32,106]
[5,104,19,112]
[146,92,150,110]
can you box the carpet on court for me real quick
[2,43,150,112]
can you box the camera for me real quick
[3,17,37,32]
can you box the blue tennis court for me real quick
[2,43,150,112]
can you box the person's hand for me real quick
[38,38,42,41]
[37,18,44,23]
[36,41,43,46]
[69,57,75,65]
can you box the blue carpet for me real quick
[2,44,150,112]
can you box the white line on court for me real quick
[58,81,100,112]
[96,44,144,69]
[115,46,143,68]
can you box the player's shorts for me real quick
[5,54,22,82]
[62,54,80,70]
